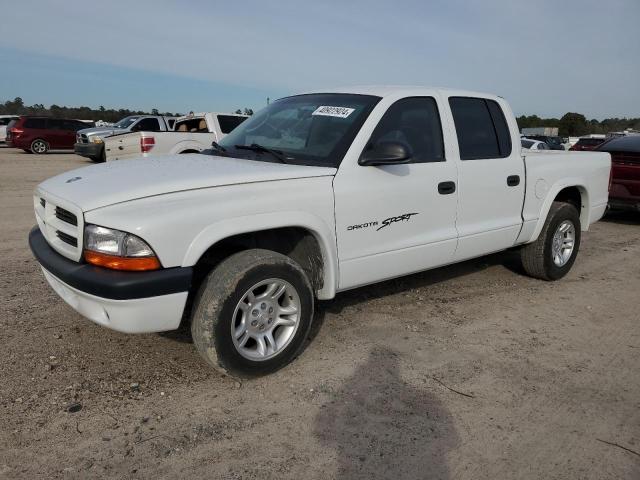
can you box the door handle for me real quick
[438,181,456,195]
[507,175,520,186]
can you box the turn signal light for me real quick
[84,250,161,271]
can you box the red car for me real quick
[569,137,606,151]
[6,116,93,154]
[597,135,640,211]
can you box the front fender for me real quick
[182,211,339,299]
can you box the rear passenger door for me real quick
[446,96,525,261]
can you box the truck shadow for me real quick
[601,210,640,225]
[313,346,458,479]
[316,249,522,320]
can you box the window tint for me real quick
[175,118,208,133]
[486,100,512,155]
[48,118,67,130]
[133,118,161,131]
[449,97,512,160]
[167,119,176,130]
[217,115,248,134]
[521,140,534,149]
[24,118,47,129]
[364,97,445,163]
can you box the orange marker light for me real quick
[84,250,161,271]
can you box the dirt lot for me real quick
[0,147,638,479]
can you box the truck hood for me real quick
[78,126,124,138]
[37,154,337,212]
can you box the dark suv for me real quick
[6,116,93,154]
[526,135,566,150]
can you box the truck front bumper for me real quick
[74,142,103,159]
[29,226,193,333]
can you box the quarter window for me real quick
[364,97,445,163]
[218,115,248,134]
[449,97,512,160]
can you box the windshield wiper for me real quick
[211,141,227,153]
[235,143,289,164]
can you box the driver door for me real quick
[333,96,459,291]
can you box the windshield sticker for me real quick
[312,106,355,118]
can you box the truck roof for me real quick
[301,85,501,100]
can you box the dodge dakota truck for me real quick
[29,87,611,377]
[74,115,178,162]
[104,112,248,161]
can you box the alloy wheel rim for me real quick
[34,141,46,153]
[231,278,301,361]
[551,220,575,267]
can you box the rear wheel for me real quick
[191,249,314,378]
[520,202,581,280]
[30,139,49,154]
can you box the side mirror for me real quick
[359,141,412,166]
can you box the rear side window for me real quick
[364,97,445,163]
[24,118,47,129]
[48,119,66,130]
[217,115,247,134]
[449,97,512,160]
[133,118,161,132]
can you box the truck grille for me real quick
[55,206,78,226]
[34,193,83,261]
[56,230,78,247]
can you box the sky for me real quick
[1,0,639,119]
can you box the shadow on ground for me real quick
[314,347,458,480]
[602,209,640,226]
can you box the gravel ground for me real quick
[0,147,638,479]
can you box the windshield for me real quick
[113,116,140,129]
[217,93,380,167]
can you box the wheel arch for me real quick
[183,213,338,300]
[529,183,590,243]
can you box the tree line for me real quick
[0,97,254,123]
[517,112,640,137]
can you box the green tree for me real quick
[558,112,588,136]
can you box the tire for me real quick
[520,201,581,280]
[30,139,49,154]
[191,249,314,378]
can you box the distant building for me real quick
[521,127,559,136]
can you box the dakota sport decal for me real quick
[347,213,419,232]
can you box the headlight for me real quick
[83,225,160,271]
[91,137,103,144]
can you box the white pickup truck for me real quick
[75,115,178,162]
[104,112,248,161]
[29,86,610,377]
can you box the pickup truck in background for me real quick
[29,86,610,377]
[104,112,248,161]
[74,115,178,162]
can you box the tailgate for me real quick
[105,132,142,161]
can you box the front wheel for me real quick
[191,249,314,378]
[520,201,581,280]
[30,139,49,154]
